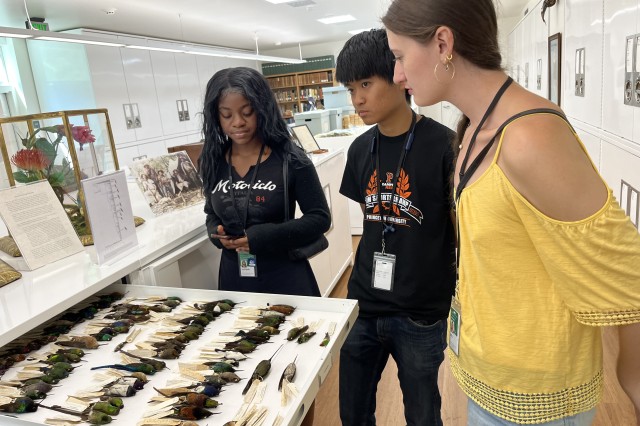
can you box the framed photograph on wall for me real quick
[548,32,562,106]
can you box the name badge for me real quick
[238,252,257,278]
[372,252,396,291]
[449,295,462,356]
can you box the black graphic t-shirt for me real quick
[340,116,456,321]
[210,153,285,238]
[204,149,331,296]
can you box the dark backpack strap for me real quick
[283,152,290,221]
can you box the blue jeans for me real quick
[339,315,447,426]
[467,399,596,425]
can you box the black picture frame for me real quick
[548,32,562,106]
[291,124,321,153]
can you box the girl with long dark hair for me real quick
[200,67,330,296]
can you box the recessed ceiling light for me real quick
[318,15,356,24]
[348,28,371,35]
[264,0,297,3]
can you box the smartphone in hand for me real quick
[211,233,242,240]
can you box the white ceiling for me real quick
[0,0,531,53]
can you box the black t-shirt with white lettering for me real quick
[340,116,456,321]
[205,149,330,296]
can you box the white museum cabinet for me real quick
[562,0,604,127]
[602,0,638,142]
[505,0,640,232]
[307,150,354,295]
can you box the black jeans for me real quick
[339,315,446,426]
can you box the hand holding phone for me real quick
[212,225,243,241]
[211,233,241,240]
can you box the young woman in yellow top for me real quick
[382,1,640,425]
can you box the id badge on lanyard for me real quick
[369,112,415,293]
[449,295,461,356]
[372,251,396,291]
[238,252,257,278]
[228,144,265,279]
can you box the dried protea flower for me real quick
[11,148,50,171]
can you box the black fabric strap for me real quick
[370,111,417,241]
[283,152,290,221]
[458,77,513,182]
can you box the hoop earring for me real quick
[434,58,456,83]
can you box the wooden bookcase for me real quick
[266,68,336,120]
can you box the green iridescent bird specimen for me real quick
[90,362,156,375]
[242,345,282,395]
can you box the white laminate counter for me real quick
[0,149,354,347]
[0,182,208,347]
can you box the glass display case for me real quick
[0,109,119,245]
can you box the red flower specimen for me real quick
[71,126,96,145]
[11,149,51,171]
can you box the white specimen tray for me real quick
[0,284,358,426]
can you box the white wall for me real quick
[0,38,40,115]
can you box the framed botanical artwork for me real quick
[548,32,562,106]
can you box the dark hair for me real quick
[382,0,501,70]
[200,67,303,194]
[382,0,502,150]
[336,29,396,85]
[336,29,410,103]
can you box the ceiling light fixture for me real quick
[0,25,305,64]
[35,35,125,47]
[126,45,183,53]
[318,15,356,24]
[0,26,34,39]
[264,0,297,3]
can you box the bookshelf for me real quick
[266,68,336,120]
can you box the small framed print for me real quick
[291,124,321,153]
[548,32,562,106]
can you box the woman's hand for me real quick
[213,225,250,252]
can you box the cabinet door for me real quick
[600,141,640,226]
[634,8,640,145]
[175,54,202,133]
[602,0,638,141]
[118,38,163,141]
[563,0,604,125]
[322,152,353,296]
[196,56,216,107]
[534,8,549,97]
[521,13,535,92]
[574,128,601,170]
[85,44,136,145]
[150,51,184,136]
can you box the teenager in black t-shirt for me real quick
[337,29,456,426]
[200,67,330,298]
